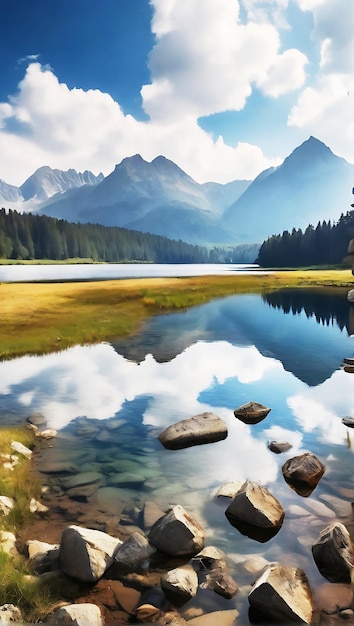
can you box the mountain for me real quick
[0,179,23,203]
[1,137,353,250]
[20,166,104,201]
[223,136,354,243]
[38,154,240,244]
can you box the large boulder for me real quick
[158,412,227,450]
[225,480,285,543]
[161,564,199,606]
[312,523,354,583]
[248,564,313,624]
[59,525,122,582]
[282,452,325,497]
[148,505,204,556]
[234,402,271,424]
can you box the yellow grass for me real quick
[0,269,352,359]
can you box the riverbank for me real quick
[1,269,353,360]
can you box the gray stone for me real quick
[59,525,122,582]
[148,504,204,556]
[248,564,313,624]
[114,531,155,569]
[159,412,227,450]
[312,523,354,583]
[191,546,227,571]
[234,401,271,424]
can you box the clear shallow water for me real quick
[0,262,264,283]
[1,287,354,621]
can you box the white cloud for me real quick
[0,62,281,185]
[144,0,307,121]
[288,0,354,162]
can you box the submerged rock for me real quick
[342,417,354,428]
[225,480,285,543]
[312,522,354,583]
[234,402,271,425]
[282,452,326,497]
[248,564,313,624]
[158,412,227,450]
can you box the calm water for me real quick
[1,286,354,622]
[0,262,264,283]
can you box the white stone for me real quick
[59,525,122,582]
[10,441,32,458]
[45,603,103,626]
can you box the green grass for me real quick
[0,269,353,360]
[0,427,61,621]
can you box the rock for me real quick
[0,496,14,516]
[268,440,292,454]
[342,417,354,428]
[313,582,353,615]
[45,603,103,625]
[135,603,162,623]
[161,564,199,605]
[282,452,326,496]
[248,564,313,624]
[29,497,49,514]
[225,480,285,543]
[186,610,239,625]
[148,505,204,556]
[158,412,227,450]
[139,500,165,532]
[343,358,354,365]
[234,401,271,424]
[36,428,57,439]
[114,531,155,569]
[347,290,354,303]
[191,546,227,571]
[200,568,238,599]
[0,531,17,556]
[26,540,60,574]
[0,604,23,623]
[312,523,354,583]
[241,555,269,576]
[214,481,244,498]
[10,440,32,458]
[27,412,47,428]
[59,525,123,582]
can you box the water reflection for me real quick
[1,289,354,598]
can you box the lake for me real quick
[1,281,354,622]
[0,262,264,283]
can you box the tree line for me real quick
[0,209,213,263]
[256,210,354,267]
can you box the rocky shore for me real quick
[1,405,354,625]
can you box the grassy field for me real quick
[0,268,353,360]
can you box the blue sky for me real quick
[0,0,353,186]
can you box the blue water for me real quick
[1,286,354,621]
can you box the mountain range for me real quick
[1,136,353,247]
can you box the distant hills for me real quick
[1,137,353,248]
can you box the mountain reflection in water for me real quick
[1,287,354,620]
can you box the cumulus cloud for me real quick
[0,61,281,185]
[288,0,354,162]
[0,0,311,186]
[143,0,308,121]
